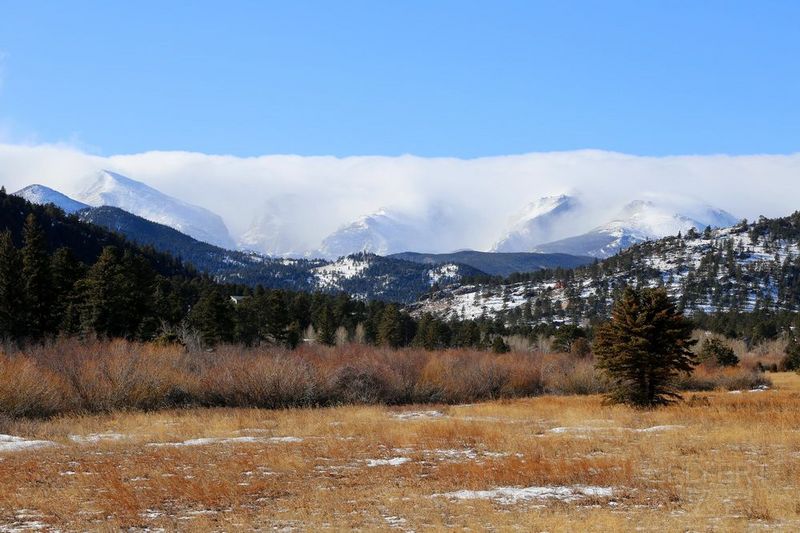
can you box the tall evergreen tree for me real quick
[594,287,697,407]
[189,288,235,346]
[0,230,24,339]
[315,304,337,346]
[378,304,403,348]
[21,214,53,339]
[78,246,129,338]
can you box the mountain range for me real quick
[11,171,738,260]
[7,178,800,326]
[9,186,582,303]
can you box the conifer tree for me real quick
[698,337,739,367]
[0,230,24,339]
[189,288,234,346]
[594,287,697,407]
[315,304,337,346]
[378,304,403,348]
[21,214,53,339]
[78,246,128,338]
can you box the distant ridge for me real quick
[389,250,593,277]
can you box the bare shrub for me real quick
[0,352,69,417]
[0,338,772,419]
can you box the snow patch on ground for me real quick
[390,410,446,420]
[148,436,303,447]
[0,435,55,453]
[69,432,127,444]
[0,509,47,531]
[366,457,411,467]
[433,485,614,504]
[635,425,686,433]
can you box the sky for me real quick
[1,2,799,255]
[1,1,799,157]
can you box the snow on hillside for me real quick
[428,263,461,285]
[78,170,235,249]
[312,256,372,288]
[12,184,89,214]
[491,194,580,252]
[414,219,800,323]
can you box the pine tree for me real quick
[21,214,53,339]
[378,304,403,348]
[315,304,337,346]
[50,247,84,332]
[781,339,800,371]
[78,246,128,338]
[698,337,739,367]
[0,230,24,339]
[189,288,235,346]
[262,291,290,345]
[594,287,697,407]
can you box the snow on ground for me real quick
[0,509,47,532]
[390,410,446,420]
[0,435,55,453]
[433,485,614,504]
[148,436,303,447]
[69,432,127,444]
[547,425,685,436]
[365,457,412,467]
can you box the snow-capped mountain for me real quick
[491,194,580,252]
[316,209,421,259]
[78,170,235,249]
[12,184,89,214]
[533,199,738,258]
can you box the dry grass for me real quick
[1,373,798,531]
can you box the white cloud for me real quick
[0,142,799,254]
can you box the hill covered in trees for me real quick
[414,212,800,341]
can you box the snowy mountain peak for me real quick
[78,170,235,249]
[12,184,89,214]
[316,209,420,259]
[534,197,738,258]
[490,194,579,252]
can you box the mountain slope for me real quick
[75,205,475,303]
[389,250,593,277]
[491,194,580,252]
[12,184,89,214]
[78,170,235,249]
[534,200,738,258]
[316,209,421,259]
[0,188,194,277]
[413,212,800,323]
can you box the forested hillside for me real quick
[415,213,800,340]
[0,188,509,349]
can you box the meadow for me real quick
[0,340,797,531]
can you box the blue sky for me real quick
[1,1,798,157]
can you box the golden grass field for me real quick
[1,373,799,532]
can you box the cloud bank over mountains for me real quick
[1,142,798,256]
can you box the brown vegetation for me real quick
[0,339,770,419]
